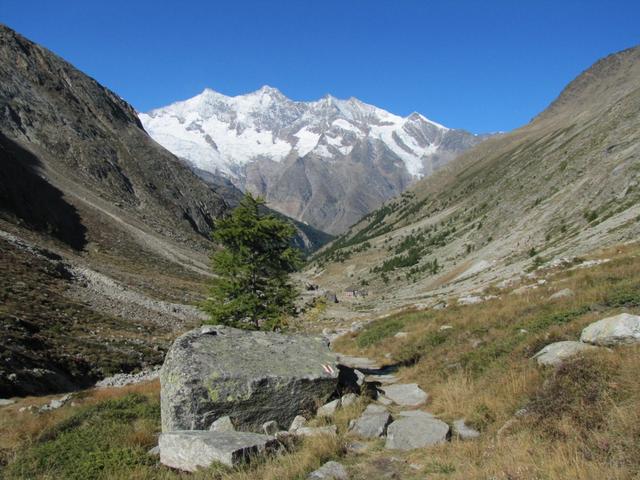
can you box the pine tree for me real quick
[202,193,301,330]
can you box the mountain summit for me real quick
[141,88,485,233]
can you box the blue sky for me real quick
[1,0,638,132]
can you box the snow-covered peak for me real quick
[140,86,463,178]
[406,112,450,131]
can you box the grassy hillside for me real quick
[306,46,640,310]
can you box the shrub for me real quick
[584,210,599,223]
[527,355,613,437]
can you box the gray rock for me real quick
[385,411,450,450]
[340,393,358,407]
[394,332,408,339]
[289,415,307,432]
[364,374,397,384]
[580,313,640,346]
[0,399,16,407]
[397,410,435,418]
[296,425,338,437]
[160,326,338,432]
[209,416,235,432]
[95,366,161,389]
[336,355,381,370]
[377,395,393,406]
[308,460,349,479]
[548,288,575,301]
[452,419,480,440]
[147,445,160,456]
[262,420,279,435]
[380,383,428,407]
[457,295,483,305]
[362,404,387,414]
[349,404,392,438]
[533,341,598,367]
[159,430,278,470]
[39,393,73,412]
[317,398,341,417]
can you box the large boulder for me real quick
[533,341,598,367]
[385,411,450,450]
[580,313,640,346]
[159,430,278,470]
[161,326,338,432]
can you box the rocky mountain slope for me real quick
[141,87,486,234]
[0,23,232,395]
[0,24,326,396]
[306,45,640,314]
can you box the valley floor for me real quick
[2,241,640,479]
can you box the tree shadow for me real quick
[0,133,87,250]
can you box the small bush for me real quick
[524,306,591,333]
[467,403,496,431]
[527,355,613,437]
[584,210,599,223]
[603,281,640,307]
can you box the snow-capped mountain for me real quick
[140,86,485,234]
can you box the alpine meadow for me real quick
[1,2,640,479]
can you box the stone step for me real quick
[379,383,428,407]
[336,354,382,371]
[159,430,278,470]
[364,373,398,384]
[385,410,450,451]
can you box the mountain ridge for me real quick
[306,43,640,313]
[141,86,487,233]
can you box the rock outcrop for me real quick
[533,341,599,367]
[160,325,338,432]
[580,313,640,346]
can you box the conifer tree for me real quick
[202,193,301,330]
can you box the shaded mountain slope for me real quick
[0,25,231,247]
[0,24,325,396]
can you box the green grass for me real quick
[356,318,404,348]
[395,329,451,365]
[4,394,160,480]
